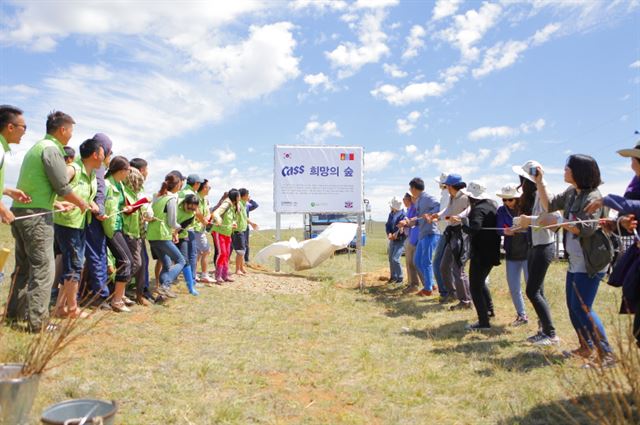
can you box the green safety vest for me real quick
[176,199,195,239]
[122,184,141,238]
[13,135,66,210]
[236,200,248,232]
[102,176,124,239]
[0,134,10,192]
[147,195,174,241]
[193,194,209,233]
[210,199,237,237]
[178,184,198,231]
[53,160,97,229]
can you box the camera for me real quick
[529,166,538,177]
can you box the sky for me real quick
[1,0,639,228]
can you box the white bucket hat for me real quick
[461,181,492,200]
[434,172,448,184]
[496,184,520,199]
[389,197,402,210]
[512,160,542,183]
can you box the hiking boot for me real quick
[438,295,456,304]
[416,289,433,297]
[449,301,472,311]
[402,284,420,294]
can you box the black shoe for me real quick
[488,310,495,318]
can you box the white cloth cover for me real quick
[255,222,358,271]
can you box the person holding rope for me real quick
[512,160,560,346]
[534,155,614,365]
[51,138,103,319]
[175,193,200,296]
[496,185,529,326]
[7,111,89,332]
[211,189,240,283]
[102,156,136,312]
[385,196,406,285]
[0,105,31,224]
[448,182,499,330]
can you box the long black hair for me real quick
[518,176,537,215]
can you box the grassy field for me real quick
[0,222,633,424]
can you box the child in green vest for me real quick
[211,189,240,283]
[175,194,200,295]
[102,156,136,312]
[194,180,214,284]
[52,138,103,318]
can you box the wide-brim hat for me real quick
[512,160,542,183]
[461,182,492,200]
[434,172,448,184]
[496,184,520,199]
[389,197,402,210]
[617,141,640,159]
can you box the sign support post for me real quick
[275,212,281,272]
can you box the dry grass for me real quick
[0,222,636,424]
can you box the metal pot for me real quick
[0,363,41,425]
[41,399,118,425]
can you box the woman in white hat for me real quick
[432,173,451,297]
[449,182,500,330]
[496,185,528,326]
[385,196,406,284]
[512,160,559,346]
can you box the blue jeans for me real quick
[432,235,447,296]
[54,224,86,283]
[415,234,440,291]
[84,217,109,297]
[149,240,186,288]
[506,260,528,317]
[566,271,611,353]
[387,239,405,281]
[176,238,195,282]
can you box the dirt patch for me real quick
[218,266,323,295]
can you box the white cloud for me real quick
[303,72,335,92]
[298,119,343,144]
[354,0,399,9]
[397,110,422,134]
[402,25,426,59]
[290,0,348,12]
[382,63,408,78]
[365,151,396,173]
[490,141,525,167]
[531,22,561,45]
[630,60,640,69]
[438,2,502,61]
[215,148,237,164]
[469,118,545,141]
[326,10,390,78]
[371,81,448,106]
[432,0,463,21]
[405,144,418,154]
[469,126,518,141]
[472,40,528,78]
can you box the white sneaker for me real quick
[532,334,560,346]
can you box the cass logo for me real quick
[281,165,305,177]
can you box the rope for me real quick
[14,209,65,221]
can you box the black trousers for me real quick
[469,260,494,326]
[525,243,556,337]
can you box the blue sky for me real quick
[1,0,639,227]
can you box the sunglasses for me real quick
[503,198,516,203]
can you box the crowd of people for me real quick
[0,106,258,332]
[386,146,640,365]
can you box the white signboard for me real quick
[274,145,364,213]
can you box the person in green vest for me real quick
[180,174,204,288]
[7,111,90,332]
[102,156,137,313]
[148,173,187,297]
[52,138,103,318]
[0,105,32,224]
[211,189,240,283]
[232,188,258,276]
[194,180,214,285]
[175,193,200,295]
[123,166,152,306]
